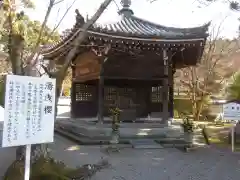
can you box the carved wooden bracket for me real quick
[91,44,111,57]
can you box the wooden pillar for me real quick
[98,66,104,123]
[162,49,169,124]
[70,65,76,118]
[168,61,174,122]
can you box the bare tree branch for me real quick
[54,0,65,5]
[50,0,76,37]
[28,0,76,67]
[41,64,51,76]
[26,0,57,66]
[51,0,113,80]
[175,19,239,120]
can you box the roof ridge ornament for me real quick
[118,0,134,16]
[121,0,131,8]
[75,9,85,28]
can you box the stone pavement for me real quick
[91,148,240,180]
[1,129,240,180]
[51,134,240,180]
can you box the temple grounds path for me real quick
[50,134,240,180]
[1,131,240,180]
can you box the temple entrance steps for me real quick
[130,139,164,149]
[55,119,188,147]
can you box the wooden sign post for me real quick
[223,101,240,152]
[1,75,56,180]
[24,144,31,180]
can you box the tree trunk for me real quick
[15,0,113,161]
[25,65,49,161]
[9,34,26,161]
[8,34,47,161]
[9,34,24,75]
[0,5,5,34]
[51,0,113,80]
[195,97,205,121]
[46,0,113,117]
[54,76,65,116]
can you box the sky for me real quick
[24,0,240,39]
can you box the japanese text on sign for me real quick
[1,75,56,147]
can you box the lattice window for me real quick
[118,88,136,108]
[151,86,162,103]
[104,87,136,109]
[104,87,117,101]
[75,84,94,101]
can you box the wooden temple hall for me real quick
[41,0,209,123]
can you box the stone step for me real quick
[130,139,164,149]
[57,126,171,140]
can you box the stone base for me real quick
[56,119,183,140]
[184,145,199,152]
[130,139,164,149]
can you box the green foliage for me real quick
[228,73,240,100]
[174,38,238,121]
[0,13,60,52]
[201,108,216,121]
[0,0,60,53]
[2,0,35,9]
[110,107,121,132]
[174,98,192,115]
[181,117,194,133]
[3,156,87,180]
[174,109,179,118]
[174,98,213,120]
[20,0,35,9]
[109,107,121,115]
[30,157,73,180]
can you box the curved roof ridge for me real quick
[131,15,210,32]
[40,12,210,56]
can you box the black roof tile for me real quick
[41,12,209,56]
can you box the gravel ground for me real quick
[50,135,240,180]
[1,130,240,180]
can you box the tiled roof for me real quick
[91,16,210,39]
[41,12,209,56]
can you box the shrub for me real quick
[3,157,70,180]
[174,99,192,115]
[174,109,179,118]
[181,117,194,133]
[3,156,109,180]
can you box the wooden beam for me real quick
[102,76,167,80]
[98,72,104,123]
[162,49,169,124]
[97,57,108,123]
[71,66,76,118]
[168,59,174,122]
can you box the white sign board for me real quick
[1,75,56,147]
[223,102,240,121]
